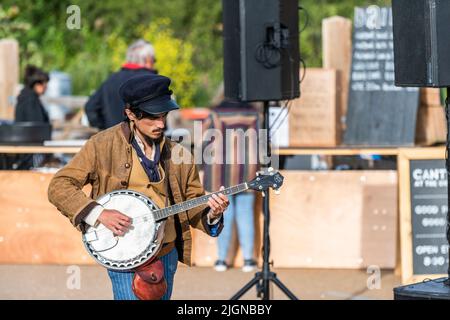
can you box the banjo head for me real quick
[82,190,164,271]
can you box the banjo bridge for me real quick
[84,230,98,242]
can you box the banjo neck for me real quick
[152,183,249,221]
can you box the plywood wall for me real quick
[0,171,95,265]
[268,170,398,269]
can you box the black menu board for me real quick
[410,159,449,275]
[344,6,420,146]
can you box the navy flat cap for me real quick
[119,74,180,114]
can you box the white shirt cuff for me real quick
[83,204,104,227]
[207,209,222,225]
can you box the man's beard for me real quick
[144,131,164,145]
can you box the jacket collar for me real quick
[120,121,133,144]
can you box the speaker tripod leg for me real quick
[262,277,270,300]
[269,273,299,300]
[230,272,262,300]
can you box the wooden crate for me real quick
[268,170,398,269]
[415,104,446,146]
[289,68,341,147]
[0,171,95,265]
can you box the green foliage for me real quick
[1,0,394,106]
[0,5,30,39]
[139,19,197,108]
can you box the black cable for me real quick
[257,4,308,138]
[299,6,309,33]
[300,58,306,83]
[445,91,450,282]
[423,277,448,283]
[268,100,289,132]
[269,100,293,139]
[255,43,282,69]
[269,52,305,137]
[269,53,305,136]
[298,3,308,84]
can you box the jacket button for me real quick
[125,163,130,169]
[121,181,127,186]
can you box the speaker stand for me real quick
[230,101,298,300]
[445,87,450,286]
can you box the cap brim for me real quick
[138,98,180,114]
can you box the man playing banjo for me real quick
[48,74,230,300]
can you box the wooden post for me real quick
[322,16,352,131]
[416,88,446,146]
[289,68,341,147]
[0,39,19,120]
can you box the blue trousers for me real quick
[107,247,178,300]
[217,192,255,261]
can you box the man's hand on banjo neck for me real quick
[206,186,229,221]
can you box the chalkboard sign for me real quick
[344,6,420,146]
[409,159,449,275]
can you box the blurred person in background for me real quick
[202,90,261,273]
[84,40,157,130]
[10,65,50,169]
[15,65,50,123]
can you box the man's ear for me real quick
[124,108,136,122]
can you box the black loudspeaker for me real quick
[222,0,300,101]
[392,0,450,87]
[394,278,450,300]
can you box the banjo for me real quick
[82,168,284,271]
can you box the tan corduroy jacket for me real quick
[47,121,223,266]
